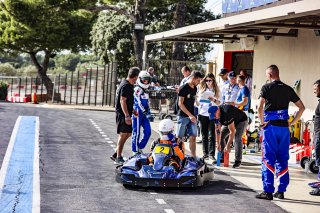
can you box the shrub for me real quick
[0,81,9,100]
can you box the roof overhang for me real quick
[145,0,320,43]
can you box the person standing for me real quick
[234,75,251,113]
[112,67,140,164]
[176,70,204,158]
[309,79,320,196]
[174,66,192,114]
[132,71,152,155]
[256,65,305,200]
[196,73,221,160]
[147,67,160,86]
[222,71,240,104]
[240,69,253,93]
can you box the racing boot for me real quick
[255,192,273,200]
[110,152,117,161]
[114,156,125,165]
[309,188,320,196]
[273,191,284,199]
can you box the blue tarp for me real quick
[222,0,278,13]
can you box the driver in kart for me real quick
[148,119,185,171]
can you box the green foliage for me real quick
[0,80,8,100]
[91,0,217,77]
[48,67,68,75]
[54,54,81,71]
[146,0,218,61]
[0,0,95,53]
[91,11,134,76]
[0,63,16,76]
[16,65,38,77]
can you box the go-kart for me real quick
[115,144,214,187]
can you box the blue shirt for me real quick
[236,86,251,111]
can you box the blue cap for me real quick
[208,106,218,120]
[228,71,236,78]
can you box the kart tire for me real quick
[300,156,310,169]
[164,114,173,120]
[159,113,164,120]
[309,160,319,174]
[160,113,166,120]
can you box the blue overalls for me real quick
[262,109,290,193]
[132,86,151,153]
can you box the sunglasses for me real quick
[205,80,213,82]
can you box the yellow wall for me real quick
[225,30,320,121]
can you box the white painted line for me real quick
[156,199,166,205]
[164,209,175,213]
[104,137,110,140]
[102,135,107,137]
[110,144,116,148]
[0,116,21,197]
[113,148,117,151]
[150,192,158,195]
[106,140,113,143]
[99,131,105,134]
[33,117,40,213]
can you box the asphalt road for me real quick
[0,102,286,213]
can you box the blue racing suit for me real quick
[262,109,290,193]
[131,86,151,153]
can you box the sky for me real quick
[205,0,222,15]
[204,1,223,61]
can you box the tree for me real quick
[91,11,134,77]
[0,63,16,76]
[92,0,216,74]
[54,54,81,72]
[91,0,146,68]
[0,0,95,97]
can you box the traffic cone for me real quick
[32,92,38,104]
[224,152,229,167]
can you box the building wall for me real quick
[224,29,320,121]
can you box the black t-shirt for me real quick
[115,80,134,116]
[315,99,320,137]
[219,105,247,126]
[178,83,197,117]
[259,80,300,126]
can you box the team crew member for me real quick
[147,67,160,86]
[196,73,221,160]
[240,69,252,93]
[149,119,185,171]
[309,79,320,196]
[256,65,305,200]
[113,67,140,165]
[174,66,191,114]
[234,75,251,112]
[222,71,239,104]
[209,105,248,168]
[176,70,204,158]
[132,71,152,155]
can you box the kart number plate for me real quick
[154,146,170,154]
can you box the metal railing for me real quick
[0,62,118,106]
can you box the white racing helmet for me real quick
[137,71,151,89]
[158,119,174,134]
